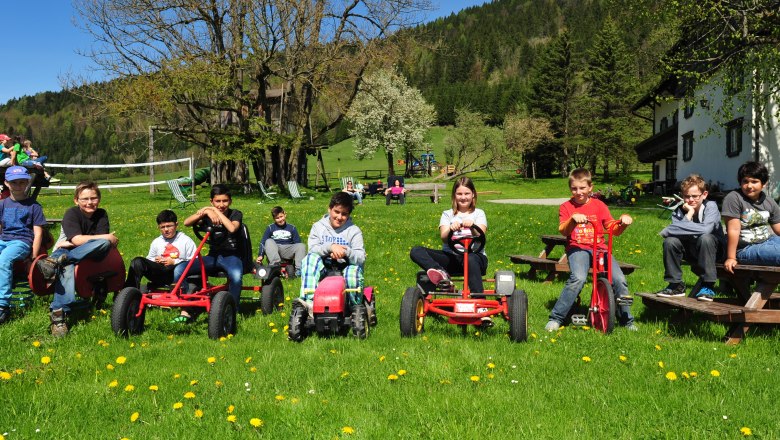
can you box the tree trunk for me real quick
[386,151,395,177]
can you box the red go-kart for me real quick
[287,264,376,342]
[569,219,633,334]
[112,224,267,339]
[400,226,527,342]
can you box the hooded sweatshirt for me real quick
[307,213,365,266]
[660,199,725,241]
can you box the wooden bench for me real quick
[637,263,780,344]
[404,183,446,203]
[509,234,638,282]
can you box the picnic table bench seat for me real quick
[637,263,780,344]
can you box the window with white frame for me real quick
[682,131,694,162]
[726,118,743,158]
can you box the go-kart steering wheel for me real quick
[447,224,485,255]
[192,225,212,240]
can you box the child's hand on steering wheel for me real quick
[330,244,347,260]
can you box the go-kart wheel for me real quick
[590,277,615,334]
[260,277,284,315]
[447,224,486,255]
[351,304,369,340]
[400,287,425,337]
[111,287,146,337]
[288,302,309,342]
[507,289,528,342]
[208,291,237,340]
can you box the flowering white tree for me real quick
[347,69,436,176]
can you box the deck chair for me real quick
[385,176,405,204]
[341,177,355,191]
[287,180,306,202]
[166,179,197,209]
[257,181,277,203]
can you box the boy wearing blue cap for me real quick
[0,166,47,324]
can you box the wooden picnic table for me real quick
[509,234,638,283]
[637,263,780,344]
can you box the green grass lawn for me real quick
[1,179,777,439]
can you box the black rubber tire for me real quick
[507,289,528,342]
[590,277,616,334]
[367,295,378,327]
[351,304,369,339]
[399,287,424,337]
[288,303,309,342]
[260,277,283,315]
[208,291,237,340]
[111,287,145,337]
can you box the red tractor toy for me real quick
[400,226,527,342]
[287,265,376,342]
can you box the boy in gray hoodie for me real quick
[655,174,725,300]
[298,192,366,306]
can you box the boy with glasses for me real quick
[124,209,197,290]
[36,181,118,336]
[656,174,725,300]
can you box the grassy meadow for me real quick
[1,175,778,439]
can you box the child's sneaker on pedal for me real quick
[426,268,451,286]
[696,286,716,302]
[545,320,561,332]
[656,283,685,297]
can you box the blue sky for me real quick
[0,1,487,105]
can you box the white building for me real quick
[632,74,780,196]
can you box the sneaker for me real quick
[0,306,9,325]
[426,268,450,286]
[656,283,685,297]
[696,286,716,302]
[50,308,68,337]
[294,298,313,315]
[36,254,69,282]
[170,314,194,324]
[545,320,561,332]
[49,178,61,184]
[625,323,639,331]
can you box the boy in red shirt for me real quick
[545,168,636,332]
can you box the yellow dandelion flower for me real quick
[530,333,538,339]
[207,357,216,364]
[397,369,407,376]
[682,372,690,379]
[619,355,627,362]
[116,356,127,364]
[40,356,51,365]
[195,409,204,419]
[130,412,140,422]
[108,380,119,388]
[173,402,183,410]
[582,356,592,363]
[250,418,264,428]
[271,328,279,333]
[379,355,386,362]
[184,391,196,399]
[283,325,289,331]
[329,349,337,354]
[245,357,252,363]
[124,384,135,392]
[582,325,591,330]
[665,371,678,381]
[227,415,237,423]
[550,338,557,343]
[729,353,737,359]
[487,373,495,379]
[388,374,399,381]
[342,426,355,435]
[275,395,285,401]
[710,370,721,377]
[173,373,181,379]
[106,364,115,371]
[655,345,662,351]
[250,367,258,373]
[227,405,235,413]
[470,375,480,382]
[440,379,451,384]
[268,322,275,327]
[487,363,495,369]
[149,385,159,391]
[0,371,12,380]
[740,427,752,436]
[32,340,41,347]
[219,336,226,342]
[190,379,199,386]
[215,380,223,387]
[291,398,300,404]
[690,372,698,377]
[340,371,350,379]
[655,329,662,334]
[14,369,23,375]
[658,361,665,368]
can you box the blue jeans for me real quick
[549,248,634,326]
[0,240,31,307]
[50,239,111,312]
[299,253,364,305]
[737,235,780,266]
[201,254,243,304]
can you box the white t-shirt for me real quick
[439,208,487,255]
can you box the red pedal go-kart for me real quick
[287,265,376,342]
[112,224,270,339]
[29,247,126,310]
[400,226,528,342]
[569,219,633,334]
